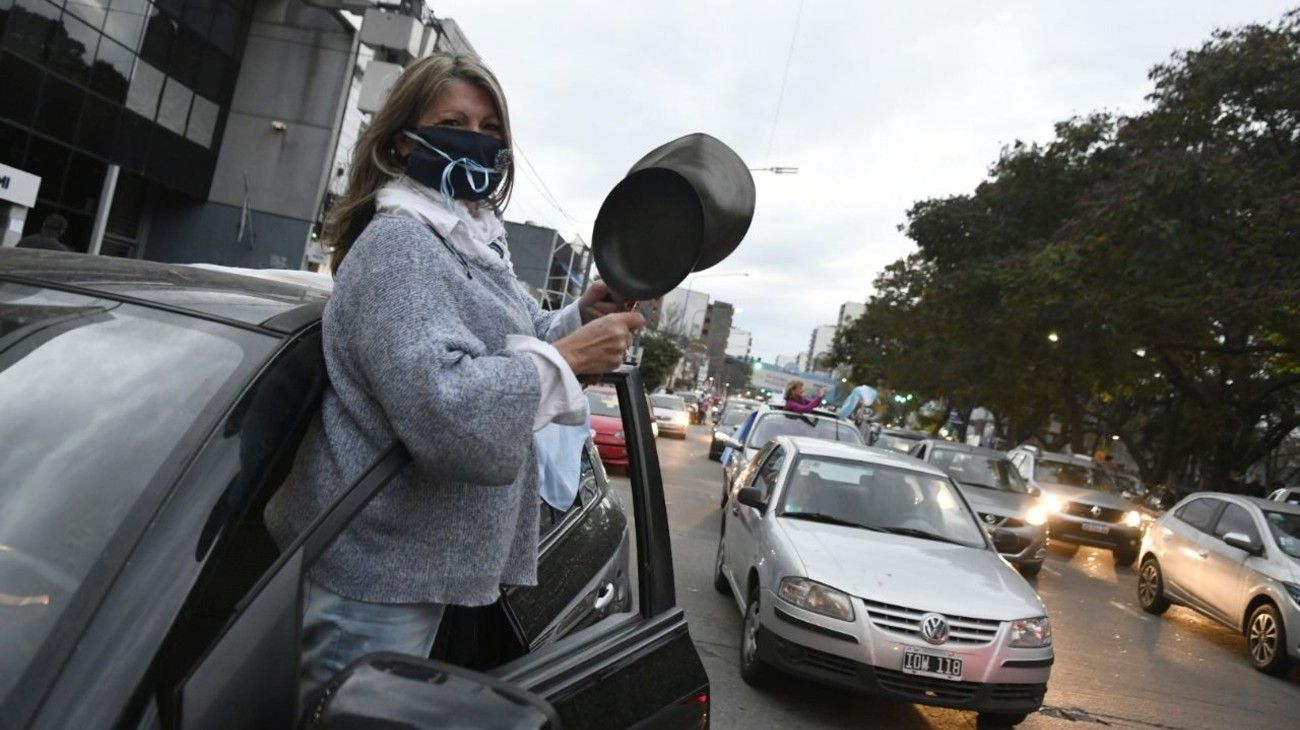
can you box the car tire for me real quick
[976,711,1029,728]
[1137,557,1171,615]
[739,589,773,687]
[713,539,730,595]
[1017,562,1042,579]
[1246,602,1293,676]
[1113,548,1138,567]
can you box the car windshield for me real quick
[779,456,986,548]
[750,413,863,447]
[1263,511,1300,559]
[720,408,751,427]
[1033,459,1120,493]
[0,284,264,704]
[586,390,621,418]
[875,432,922,453]
[650,394,687,411]
[681,393,698,405]
[931,450,1028,493]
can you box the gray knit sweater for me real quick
[265,214,561,605]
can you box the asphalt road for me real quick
[624,425,1300,729]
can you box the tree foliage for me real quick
[638,332,683,391]
[829,10,1300,488]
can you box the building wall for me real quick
[145,193,309,267]
[505,219,558,298]
[838,301,865,327]
[726,327,751,359]
[701,300,733,379]
[807,324,837,373]
[659,288,709,339]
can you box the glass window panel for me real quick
[0,0,11,40]
[0,120,28,168]
[0,51,44,126]
[124,57,162,118]
[192,41,224,99]
[5,0,60,63]
[209,1,236,55]
[102,0,147,49]
[63,0,107,29]
[90,34,132,102]
[155,75,191,134]
[23,134,70,202]
[154,0,182,17]
[34,75,83,142]
[166,26,200,88]
[59,152,105,211]
[47,10,98,85]
[75,92,118,155]
[138,7,172,68]
[185,92,215,147]
[181,0,210,36]
[112,106,149,169]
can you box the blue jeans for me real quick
[299,579,445,704]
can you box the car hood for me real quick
[1038,483,1136,510]
[652,407,685,419]
[777,518,1044,621]
[590,413,622,434]
[957,485,1037,517]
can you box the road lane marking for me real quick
[1109,599,1150,621]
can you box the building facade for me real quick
[504,220,590,309]
[807,324,837,374]
[838,300,864,327]
[726,327,751,360]
[657,287,709,340]
[698,299,733,384]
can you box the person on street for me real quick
[263,52,644,701]
[16,214,72,252]
[782,380,825,413]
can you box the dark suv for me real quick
[0,250,707,730]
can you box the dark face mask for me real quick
[401,126,510,202]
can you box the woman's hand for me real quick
[578,280,630,324]
[554,311,646,375]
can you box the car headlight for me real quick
[1009,616,1052,648]
[1041,495,1064,513]
[1279,582,1300,607]
[778,577,855,622]
[673,413,689,425]
[1025,506,1048,526]
[712,430,726,441]
[1123,510,1142,528]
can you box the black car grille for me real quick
[1063,502,1124,523]
[801,647,859,677]
[875,668,978,701]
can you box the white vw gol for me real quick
[715,437,1053,727]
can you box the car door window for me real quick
[755,446,787,502]
[1175,497,1223,532]
[1011,453,1030,478]
[1211,504,1260,545]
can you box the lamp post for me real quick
[749,166,799,175]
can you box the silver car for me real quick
[912,440,1050,577]
[1138,493,1300,675]
[719,405,862,505]
[715,437,1053,726]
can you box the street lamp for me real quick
[750,166,799,175]
[1047,331,1060,343]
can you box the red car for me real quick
[587,386,628,468]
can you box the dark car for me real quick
[869,427,931,454]
[709,406,754,461]
[910,440,1050,577]
[0,250,707,730]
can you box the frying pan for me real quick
[592,133,756,301]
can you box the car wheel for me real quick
[1246,602,1293,676]
[976,711,1029,728]
[1137,557,1170,615]
[1017,562,1042,579]
[713,539,730,594]
[1113,548,1138,567]
[739,589,772,686]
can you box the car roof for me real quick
[920,439,1009,460]
[785,436,949,476]
[879,427,929,438]
[0,249,329,333]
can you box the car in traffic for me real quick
[870,427,932,454]
[1137,493,1300,675]
[710,405,756,461]
[714,437,1053,727]
[719,405,863,505]
[1007,445,1149,565]
[911,440,1049,577]
[715,396,761,424]
[1267,486,1300,506]
[650,393,691,439]
[586,385,628,470]
[680,392,703,424]
[0,250,708,729]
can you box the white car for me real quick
[715,437,1053,727]
[1267,487,1300,506]
[648,394,690,438]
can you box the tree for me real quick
[638,332,682,391]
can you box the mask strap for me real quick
[403,130,504,200]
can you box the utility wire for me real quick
[765,0,805,164]
[512,144,583,226]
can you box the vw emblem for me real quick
[1089,504,1103,518]
[982,514,997,525]
[919,613,949,645]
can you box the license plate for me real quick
[902,647,963,681]
[1081,522,1110,534]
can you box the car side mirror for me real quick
[312,653,559,729]
[737,486,768,511]
[991,528,1019,553]
[722,436,745,450]
[1221,532,1261,555]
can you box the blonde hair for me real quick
[326,53,515,272]
[784,381,805,400]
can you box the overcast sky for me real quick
[436,0,1294,362]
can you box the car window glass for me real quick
[649,394,686,411]
[1263,511,1300,558]
[1033,459,1121,493]
[1175,497,1221,532]
[1212,504,1259,543]
[0,284,263,705]
[931,450,1029,493]
[756,446,786,500]
[873,433,921,453]
[585,390,621,418]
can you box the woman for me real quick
[264,53,644,697]
[782,380,826,414]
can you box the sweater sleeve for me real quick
[515,283,583,343]
[340,231,542,486]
